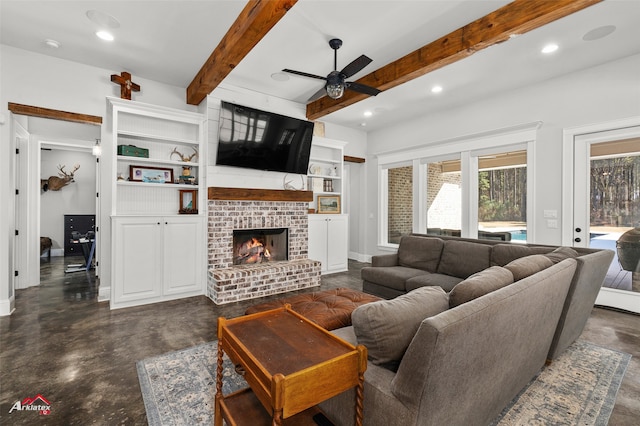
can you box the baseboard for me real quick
[348,252,372,263]
[595,287,640,314]
[98,286,110,303]
[0,296,15,316]
[40,249,64,258]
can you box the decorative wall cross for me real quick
[110,71,140,100]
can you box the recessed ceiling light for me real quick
[583,25,616,41]
[270,72,289,81]
[363,111,373,117]
[360,122,367,127]
[86,10,120,29]
[431,85,443,94]
[44,39,60,49]
[96,31,114,41]
[541,43,559,54]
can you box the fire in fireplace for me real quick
[233,228,288,265]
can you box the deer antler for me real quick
[57,164,80,178]
[171,147,198,162]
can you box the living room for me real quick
[1,1,639,424]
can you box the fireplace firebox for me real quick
[233,228,288,265]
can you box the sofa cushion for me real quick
[405,273,463,292]
[490,244,552,266]
[504,254,554,281]
[437,240,492,278]
[351,287,449,367]
[545,246,579,264]
[397,236,444,272]
[361,266,428,291]
[449,266,514,308]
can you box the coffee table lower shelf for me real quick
[218,388,334,426]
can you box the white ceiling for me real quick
[2,1,640,133]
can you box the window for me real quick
[426,159,461,236]
[477,150,527,242]
[387,165,413,244]
[377,123,537,249]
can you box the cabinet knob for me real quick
[575,227,582,233]
[157,222,161,225]
[234,364,246,376]
[574,237,581,243]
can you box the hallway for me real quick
[0,258,638,425]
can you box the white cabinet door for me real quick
[308,215,329,272]
[163,217,203,295]
[326,215,348,272]
[112,217,163,306]
[308,214,348,274]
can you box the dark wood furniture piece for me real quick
[215,305,367,426]
[64,214,95,256]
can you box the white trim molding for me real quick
[596,287,640,314]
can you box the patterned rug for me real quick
[137,340,630,426]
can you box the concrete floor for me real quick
[0,257,638,425]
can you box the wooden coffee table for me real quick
[215,305,367,426]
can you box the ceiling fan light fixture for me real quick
[326,83,344,99]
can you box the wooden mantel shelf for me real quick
[208,187,313,202]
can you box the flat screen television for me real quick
[215,101,315,174]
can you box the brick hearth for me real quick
[207,199,321,304]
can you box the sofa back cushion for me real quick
[397,236,444,272]
[437,240,492,278]
[490,244,552,266]
[504,254,554,281]
[449,266,514,308]
[351,286,449,368]
[545,246,579,264]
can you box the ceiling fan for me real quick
[283,38,382,102]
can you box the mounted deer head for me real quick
[41,164,80,192]
[170,146,198,163]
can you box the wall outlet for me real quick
[547,219,558,229]
[544,210,558,218]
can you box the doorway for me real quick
[8,103,102,310]
[564,118,640,313]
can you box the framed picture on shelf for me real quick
[179,189,198,214]
[317,195,341,214]
[129,165,174,184]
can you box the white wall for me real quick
[363,53,640,257]
[40,148,96,253]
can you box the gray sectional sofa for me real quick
[317,234,614,426]
[361,234,614,360]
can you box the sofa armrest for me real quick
[547,249,614,360]
[372,253,399,267]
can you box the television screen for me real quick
[216,101,314,175]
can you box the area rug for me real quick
[137,340,630,426]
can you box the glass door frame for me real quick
[562,117,640,313]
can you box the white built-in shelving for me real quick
[107,97,206,309]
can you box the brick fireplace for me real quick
[207,187,321,304]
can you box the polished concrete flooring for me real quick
[0,257,638,425]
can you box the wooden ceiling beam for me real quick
[306,0,602,120]
[8,102,102,125]
[186,0,298,106]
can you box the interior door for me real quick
[573,125,640,313]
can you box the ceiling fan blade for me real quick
[345,81,382,97]
[339,55,373,79]
[307,86,327,102]
[282,69,327,81]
